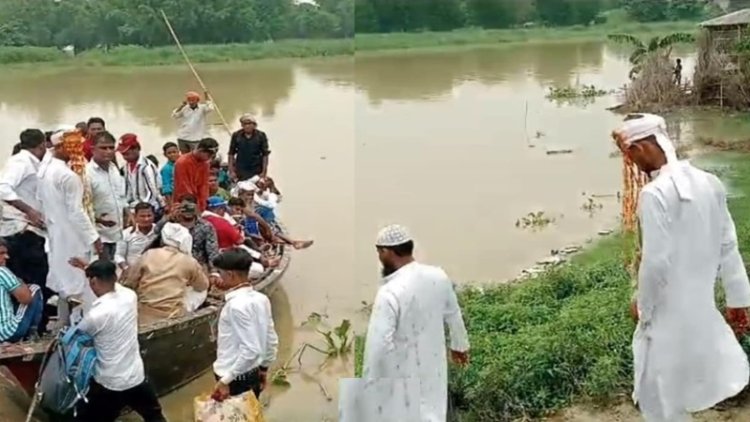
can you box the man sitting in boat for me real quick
[234,182,313,251]
[122,222,209,324]
[0,239,43,343]
[155,197,220,272]
[203,196,245,251]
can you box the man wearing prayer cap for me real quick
[172,90,214,153]
[228,114,270,182]
[614,113,750,422]
[360,224,470,422]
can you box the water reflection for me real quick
[354,42,606,104]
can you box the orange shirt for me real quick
[173,153,210,211]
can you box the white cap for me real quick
[375,224,412,247]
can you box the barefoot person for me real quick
[614,113,750,422]
[362,224,470,422]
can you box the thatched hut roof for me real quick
[701,9,750,28]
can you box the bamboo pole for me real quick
[159,9,233,136]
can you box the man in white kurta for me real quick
[37,127,101,324]
[614,114,750,421]
[361,224,470,422]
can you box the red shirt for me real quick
[203,214,243,250]
[83,136,94,161]
[173,153,210,212]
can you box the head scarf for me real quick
[231,180,258,197]
[50,125,76,146]
[162,222,193,254]
[376,224,412,247]
[614,113,693,201]
[186,91,200,101]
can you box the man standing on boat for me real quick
[82,117,106,162]
[173,91,214,154]
[87,131,128,261]
[362,224,470,422]
[614,113,750,421]
[0,129,51,332]
[211,247,278,401]
[228,114,270,182]
[71,259,167,422]
[38,127,102,326]
[173,138,219,213]
[118,134,164,218]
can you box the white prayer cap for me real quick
[50,125,76,146]
[375,224,413,247]
[162,222,193,255]
[248,262,265,279]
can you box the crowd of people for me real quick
[0,91,308,420]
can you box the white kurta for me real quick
[363,262,470,422]
[633,163,750,421]
[37,157,99,305]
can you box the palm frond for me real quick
[607,33,645,49]
[629,48,646,65]
[657,32,695,49]
[647,36,660,52]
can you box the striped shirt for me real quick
[125,155,164,211]
[0,267,22,341]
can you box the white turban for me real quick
[162,222,193,254]
[615,113,693,201]
[50,125,77,146]
[376,224,413,247]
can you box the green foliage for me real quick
[626,0,708,22]
[607,32,695,77]
[0,0,353,50]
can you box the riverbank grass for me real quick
[353,149,750,421]
[0,21,701,66]
[354,21,699,53]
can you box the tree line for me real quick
[0,0,353,49]
[356,0,716,33]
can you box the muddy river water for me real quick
[0,42,737,421]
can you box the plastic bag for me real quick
[194,392,265,422]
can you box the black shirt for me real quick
[228,129,270,179]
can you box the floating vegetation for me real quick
[270,315,353,400]
[358,300,373,317]
[545,84,610,101]
[581,195,604,215]
[515,211,556,230]
[704,164,733,179]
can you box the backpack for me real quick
[36,326,97,416]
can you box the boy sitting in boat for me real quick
[0,239,43,343]
[122,222,209,324]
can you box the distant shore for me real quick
[0,21,700,67]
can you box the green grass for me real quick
[353,149,750,421]
[354,21,700,54]
[0,38,353,67]
[0,21,700,67]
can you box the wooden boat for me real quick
[0,224,292,398]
